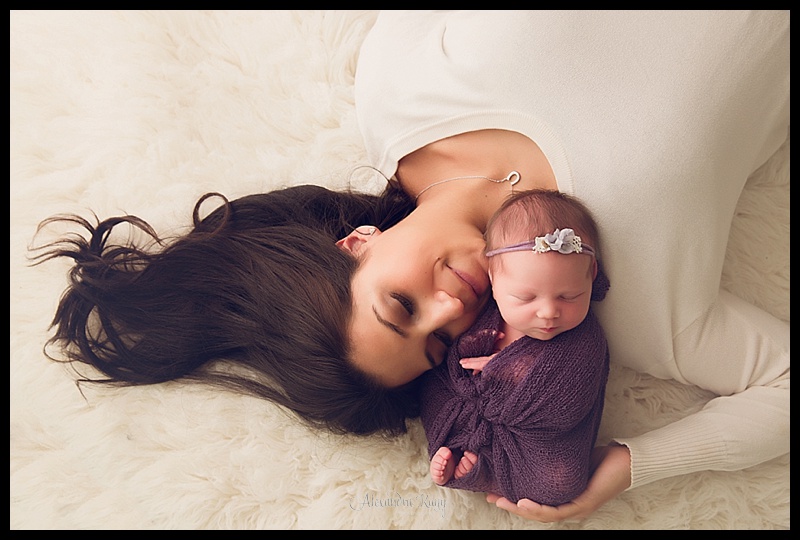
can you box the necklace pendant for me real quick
[505,171,521,186]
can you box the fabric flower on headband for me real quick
[485,228,595,258]
[535,228,583,254]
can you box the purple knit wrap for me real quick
[419,273,610,506]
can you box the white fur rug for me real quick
[10,11,790,530]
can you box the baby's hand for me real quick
[457,329,505,356]
[460,354,495,375]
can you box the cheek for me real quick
[565,300,591,326]
[497,301,532,328]
[369,242,429,284]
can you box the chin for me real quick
[531,329,561,340]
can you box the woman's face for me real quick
[339,210,492,387]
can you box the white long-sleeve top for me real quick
[354,10,789,490]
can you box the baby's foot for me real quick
[430,446,457,486]
[454,450,478,479]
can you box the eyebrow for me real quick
[372,306,437,368]
[372,306,407,337]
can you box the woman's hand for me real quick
[486,444,632,522]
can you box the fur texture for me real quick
[10,10,789,529]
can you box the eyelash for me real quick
[391,292,414,316]
[516,294,582,302]
[434,331,453,347]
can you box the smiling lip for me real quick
[451,267,485,299]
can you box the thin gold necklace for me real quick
[414,171,521,202]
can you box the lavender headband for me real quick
[486,228,595,258]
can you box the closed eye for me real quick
[391,292,451,366]
[391,292,415,316]
[433,331,453,347]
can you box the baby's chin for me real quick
[525,328,564,340]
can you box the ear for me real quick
[590,258,609,302]
[335,226,381,256]
[591,258,598,281]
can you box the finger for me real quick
[460,356,491,367]
[490,495,519,514]
[488,494,583,523]
[460,356,487,365]
[517,499,584,522]
[459,359,486,372]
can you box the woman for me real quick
[33,186,421,436]
[35,10,788,523]
[347,10,789,521]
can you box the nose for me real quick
[536,299,559,321]
[428,290,465,328]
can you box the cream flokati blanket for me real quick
[10,11,790,530]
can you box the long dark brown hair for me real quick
[30,183,418,436]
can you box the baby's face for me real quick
[489,251,595,340]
